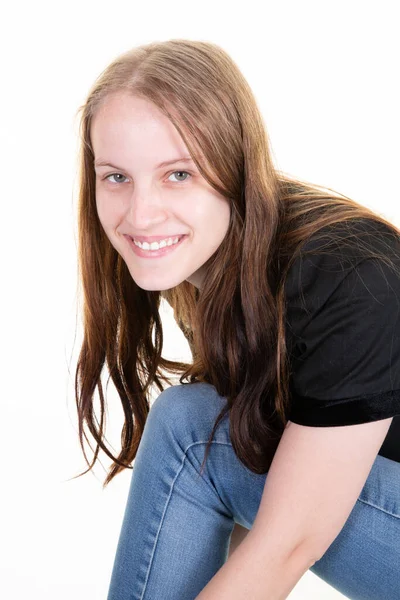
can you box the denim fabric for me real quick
[107,382,400,600]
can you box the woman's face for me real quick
[91,92,231,291]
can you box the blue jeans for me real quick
[107,382,400,600]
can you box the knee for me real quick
[150,381,226,431]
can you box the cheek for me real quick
[96,192,118,224]
[95,187,104,215]
[216,200,231,234]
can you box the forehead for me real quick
[90,92,189,157]
[95,91,161,121]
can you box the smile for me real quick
[126,234,187,259]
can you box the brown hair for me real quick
[73,38,400,487]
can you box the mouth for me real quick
[126,234,188,259]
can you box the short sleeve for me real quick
[285,219,400,427]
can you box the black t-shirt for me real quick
[284,217,400,464]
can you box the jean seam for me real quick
[139,440,232,599]
[357,497,400,520]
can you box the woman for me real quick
[74,39,400,599]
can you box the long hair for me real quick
[74,39,400,487]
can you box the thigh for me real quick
[107,382,268,599]
[159,384,400,599]
[149,381,268,527]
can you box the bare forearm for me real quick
[195,530,316,600]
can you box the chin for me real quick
[132,276,187,292]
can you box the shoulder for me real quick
[282,218,400,425]
[284,217,400,337]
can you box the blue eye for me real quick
[168,171,191,183]
[103,171,191,184]
[106,173,128,184]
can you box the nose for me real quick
[126,187,168,230]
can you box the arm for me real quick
[196,416,393,599]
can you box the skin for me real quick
[91,92,231,291]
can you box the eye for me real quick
[168,170,191,183]
[105,173,129,184]
[102,171,191,185]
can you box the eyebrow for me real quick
[94,157,194,170]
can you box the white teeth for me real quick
[133,236,181,251]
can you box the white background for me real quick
[1,1,399,598]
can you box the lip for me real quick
[126,234,188,259]
[124,234,187,243]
